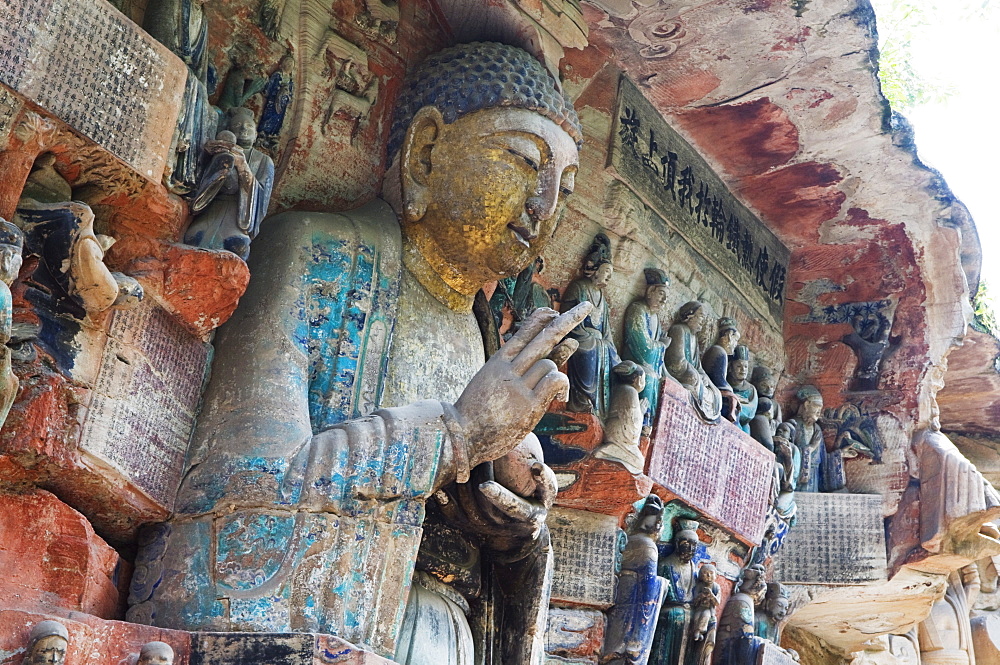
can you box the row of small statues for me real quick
[544,234,848,493]
[603,496,797,665]
[22,620,172,665]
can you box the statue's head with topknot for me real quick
[388,42,582,162]
[386,42,582,312]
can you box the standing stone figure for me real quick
[137,642,174,665]
[665,302,723,422]
[184,107,275,260]
[749,365,782,451]
[143,0,217,193]
[602,494,667,665]
[755,582,790,644]
[561,233,621,418]
[701,317,740,422]
[690,563,720,665]
[130,42,584,665]
[650,519,702,665]
[716,564,768,663]
[842,310,892,391]
[791,385,846,492]
[622,267,671,433]
[25,620,68,665]
[0,220,22,428]
[727,345,758,434]
[257,54,295,151]
[594,361,648,474]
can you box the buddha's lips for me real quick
[508,223,536,246]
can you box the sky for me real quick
[868,0,1000,292]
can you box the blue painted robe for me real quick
[623,299,667,429]
[561,279,620,418]
[129,202,459,657]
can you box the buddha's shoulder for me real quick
[259,199,400,245]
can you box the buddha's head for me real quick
[386,42,582,309]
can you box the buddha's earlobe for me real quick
[400,107,445,223]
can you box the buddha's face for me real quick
[28,637,67,665]
[401,106,579,286]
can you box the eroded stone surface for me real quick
[0,489,127,619]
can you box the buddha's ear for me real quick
[400,106,445,223]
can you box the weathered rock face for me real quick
[0,489,128,619]
[0,1,995,664]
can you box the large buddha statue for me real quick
[128,42,585,664]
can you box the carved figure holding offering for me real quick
[594,361,648,474]
[26,620,68,665]
[602,494,667,665]
[561,233,621,418]
[791,386,846,493]
[0,220,22,427]
[622,267,671,433]
[702,316,740,422]
[650,519,701,665]
[727,345,758,434]
[137,642,174,665]
[184,107,275,260]
[665,302,723,422]
[774,421,800,494]
[749,365,782,451]
[133,42,585,665]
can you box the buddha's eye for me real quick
[506,148,539,172]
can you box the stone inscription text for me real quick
[80,304,210,507]
[772,492,887,584]
[648,383,774,544]
[0,0,184,176]
[548,508,620,608]
[610,76,790,325]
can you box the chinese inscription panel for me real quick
[772,492,887,584]
[548,507,621,608]
[610,75,790,326]
[0,0,184,177]
[80,303,210,507]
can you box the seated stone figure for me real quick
[129,42,584,664]
[665,301,722,422]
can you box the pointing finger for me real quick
[511,302,592,374]
[498,308,559,360]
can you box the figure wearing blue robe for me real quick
[623,298,667,430]
[561,276,620,418]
